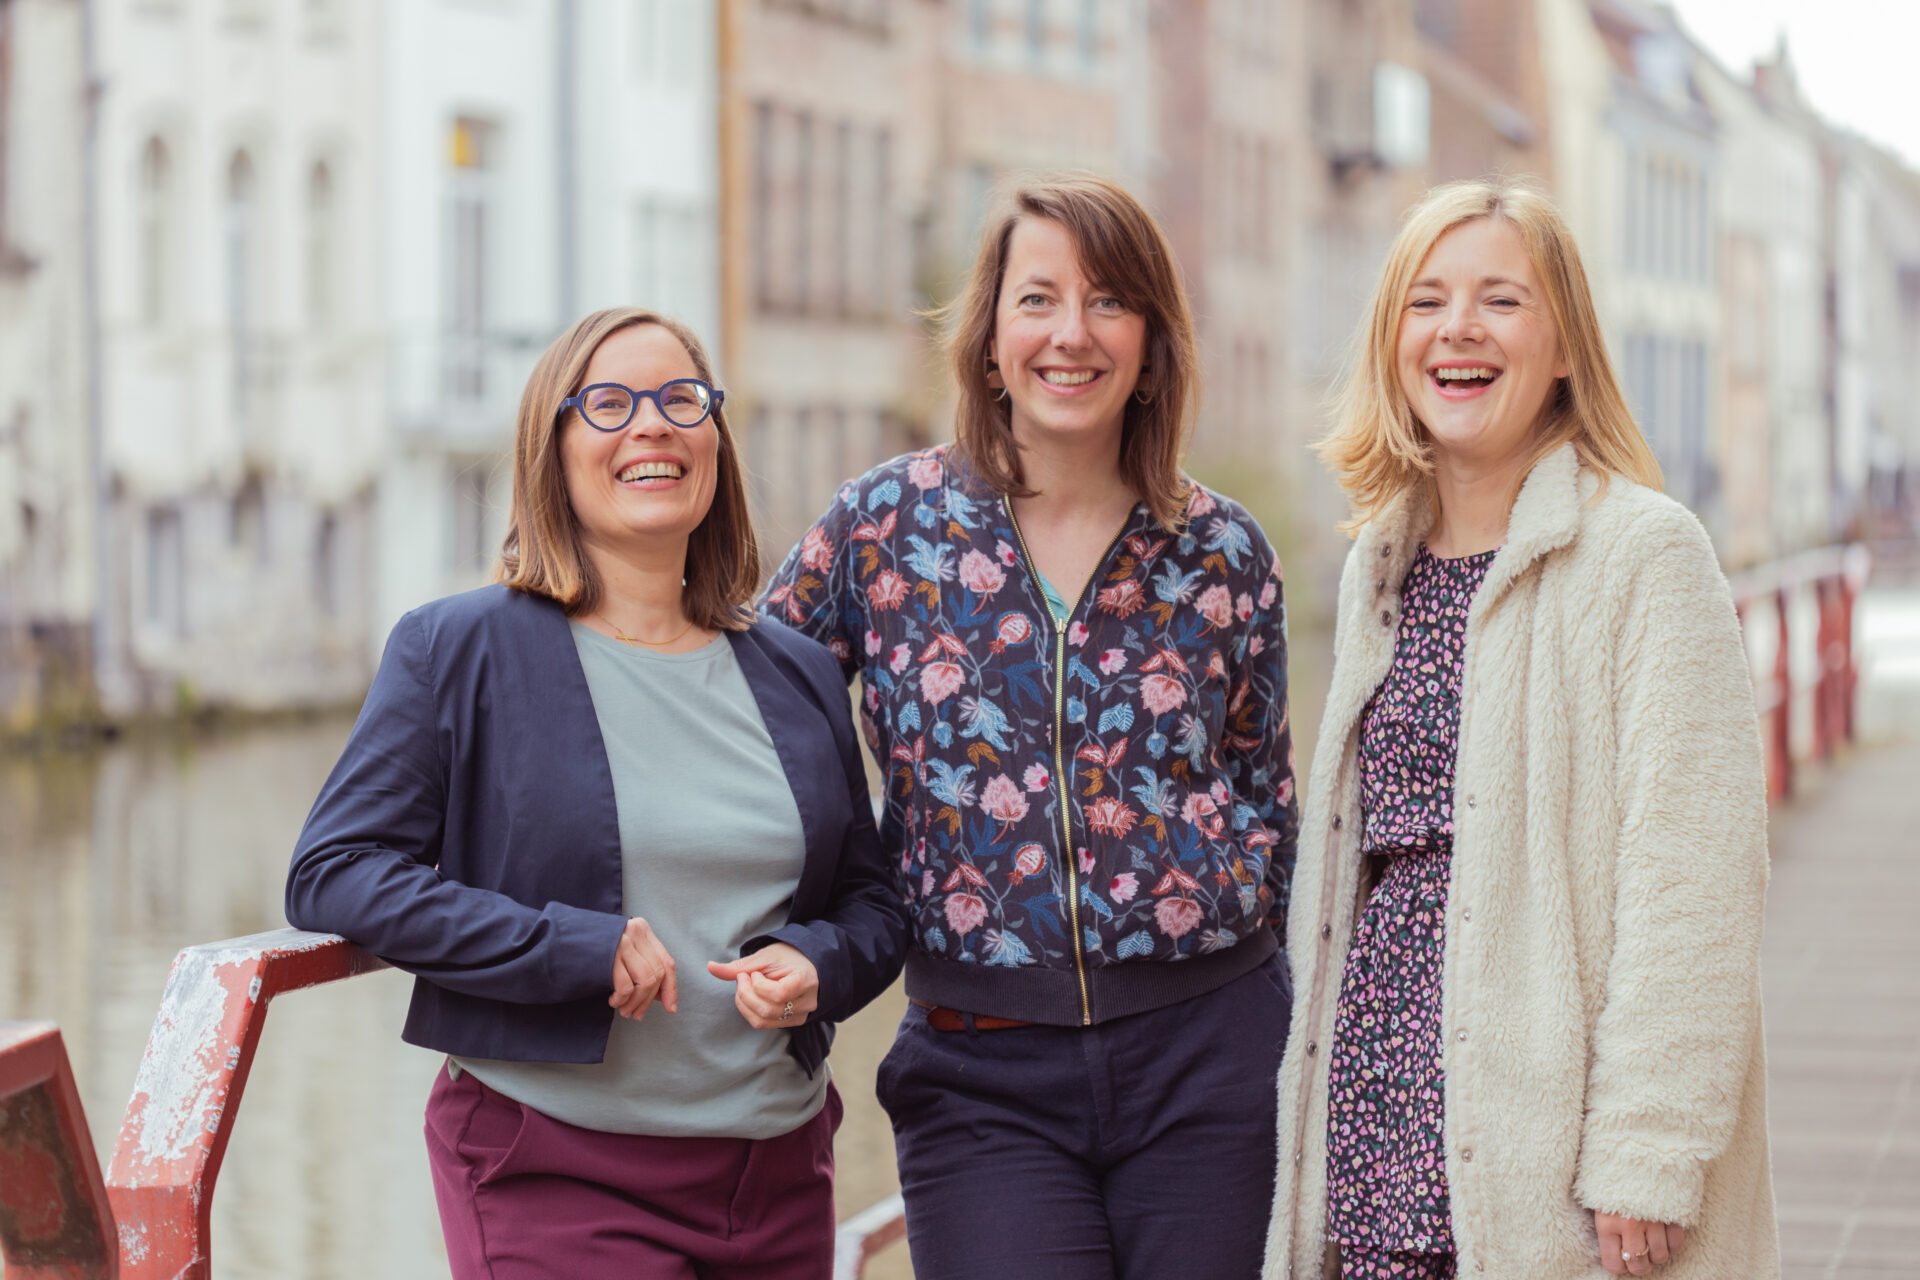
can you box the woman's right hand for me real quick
[609,917,677,1021]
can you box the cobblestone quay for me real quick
[1765,739,1920,1278]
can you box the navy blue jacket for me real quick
[285,584,907,1075]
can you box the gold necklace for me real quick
[609,616,698,648]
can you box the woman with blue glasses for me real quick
[287,306,907,1279]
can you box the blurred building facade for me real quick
[90,0,386,715]
[3,0,1918,732]
[717,0,932,555]
[0,0,92,732]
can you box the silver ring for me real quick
[780,1000,793,1021]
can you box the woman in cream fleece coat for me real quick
[1264,181,1776,1280]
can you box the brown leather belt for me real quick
[918,1002,1034,1032]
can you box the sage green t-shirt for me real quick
[454,626,825,1139]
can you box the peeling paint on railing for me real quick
[103,930,386,1280]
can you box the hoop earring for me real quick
[1133,388,1154,406]
[994,386,1010,402]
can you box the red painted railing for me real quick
[1,930,910,1279]
[0,1022,118,1280]
[1728,544,1872,803]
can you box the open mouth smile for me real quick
[1036,368,1104,392]
[616,459,685,487]
[1428,363,1503,398]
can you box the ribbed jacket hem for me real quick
[903,927,1277,1025]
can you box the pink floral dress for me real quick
[1325,545,1495,1280]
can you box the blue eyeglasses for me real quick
[560,379,724,431]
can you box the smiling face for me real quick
[1397,217,1568,476]
[990,216,1149,455]
[560,322,720,563]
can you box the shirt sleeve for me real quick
[284,611,627,1005]
[761,482,865,685]
[1232,541,1301,943]
[1573,513,1770,1225]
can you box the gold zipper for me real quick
[1003,496,1133,1027]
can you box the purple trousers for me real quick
[424,1064,841,1280]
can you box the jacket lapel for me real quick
[727,629,837,919]
[1471,442,1585,616]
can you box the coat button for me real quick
[1332,815,1343,830]
[1379,545,1391,558]
[1379,609,1392,627]
[1457,1029,1468,1043]
[1462,908,1472,923]
[1307,1040,1317,1054]
[1466,795,1477,809]
[1321,923,1332,940]
[1375,578,1386,593]
[1463,1148,1474,1162]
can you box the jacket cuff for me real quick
[545,902,631,1001]
[1574,1125,1708,1226]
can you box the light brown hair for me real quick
[1319,177,1663,529]
[496,307,759,629]
[940,173,1200,530]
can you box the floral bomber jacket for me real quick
[763,445,1299,1027]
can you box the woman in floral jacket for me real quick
[765,175,1300,1279]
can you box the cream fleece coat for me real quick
[1263,445,1778,1280]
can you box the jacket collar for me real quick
[1353,440,1587,619]
[1323,443,1588,764]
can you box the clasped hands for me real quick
[1595,1212,1685,1276]
[607,916,819,1029]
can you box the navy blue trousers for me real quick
[876,950,1293,1280]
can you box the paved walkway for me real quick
[1765,739,1920,1278]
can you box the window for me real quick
[793,111,813,312]
[790,406,813,527]
[446,117,497,399]
[832,121,852,315]
[968,0,990,52]
[1622,149,1639,274]
[752,101,774,310]
[226,151,258,416]
[138,137,172,326]
[229,477,268,566]
[314,510,340,616]
[306,160,335,331]
[144,505,187,636]
[1026,0,1045,67]
[872,127,892,310]
[1077,0,1097,68]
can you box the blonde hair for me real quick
[1318,177,1662,528]
[496,307,759,630]
[940,173,1200,531]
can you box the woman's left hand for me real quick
[1595,1211,1686,1275]
[706,944,820,1029]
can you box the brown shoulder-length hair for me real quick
[495,307,759,629]
[939,173,1200,531]
[1319,177,1663,529]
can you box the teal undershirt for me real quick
[1037,571,1071,626]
